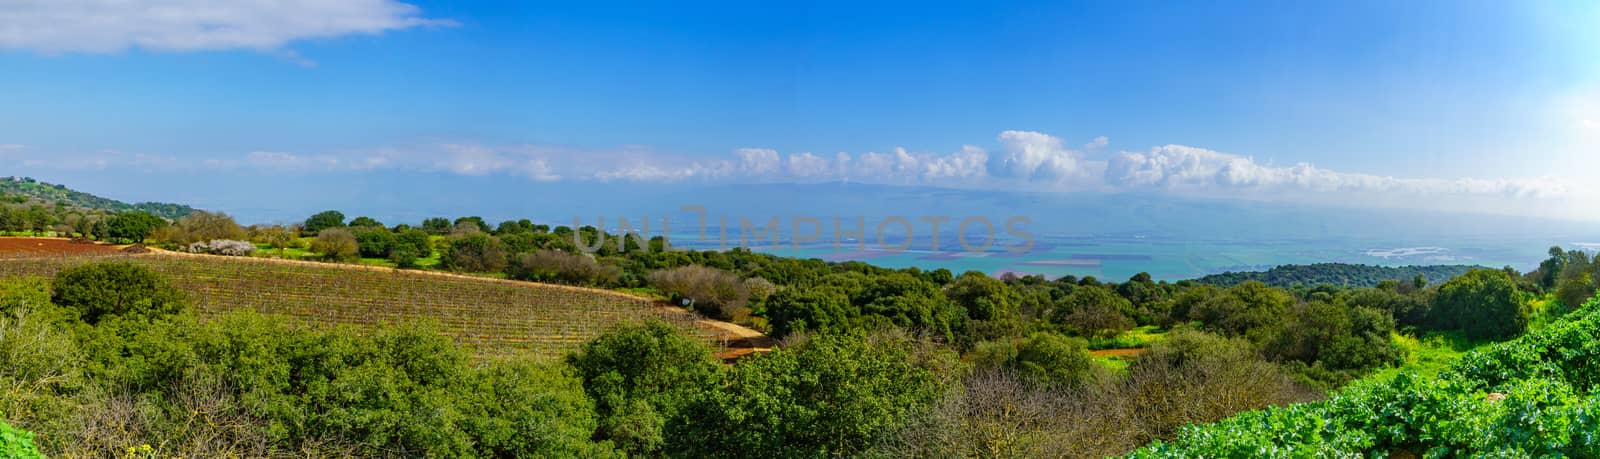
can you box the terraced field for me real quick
[0,251,724,359]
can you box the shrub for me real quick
[567,321,722,456]
[0,421,42,459]
[248,225,297,250]
[388,248,421,269]
[673,330,954,458]
[1431,268,1526,340]
[156,211,247,245]
[302,210,345,235]
[352,227,395,258]
[649,266,750,320]
[393,229,433,257]
[507,250,620,286]
[970,332,1103,390]
[1053,285,1135,339]
[51,262,186,324]
[309,229,359,262]
[464,359,613,457]
[440,233,508,273]
[878,370,1125,459]
[106,211,165,243]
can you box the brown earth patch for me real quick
[0,237,126,257]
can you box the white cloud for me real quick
[0,0,453,61]
[1085,136,1109,149]
[593,164,682,181]
[991,130,1085,181]
[850,147,927,183]
[1107,144,1571,199]
[6,129,1578,216]
[923,145,988,180]
[786,152,832,178]
[735,148,781,175]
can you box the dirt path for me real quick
[144,246,776,361]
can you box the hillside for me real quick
[1194,263,1482,287]
[0,176,195,218]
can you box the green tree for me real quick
[440,233,509,272]
[673,331,951,458]
[421,217,452,235]
[310,228,359,262]
[25,206,54,235]
[1052,284,1136,339]
[303,210,346,235]
[387,229,434,268]
[106,211,165,243]
[454,216,492,234]
[1189,281,1293,339]
[970,332,1103,390]
[766,284,856,337]
[1537,246,1567,291]
[1432,268,1527,340]
[463,360,613,457]
[567,321,721,456]
[352,226,396,259]
[51,262,186,324]
[348,216,384,228]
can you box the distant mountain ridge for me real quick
[1193,263,1484,288]
[0,176,195,219]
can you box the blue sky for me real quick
[2,0,1598,221]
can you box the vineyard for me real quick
[1129,296,1600,457]
[0,251,724,359]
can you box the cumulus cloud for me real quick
[736,148,781,175]
[990,130,1086,181]
[6,129,1577,208]
[1085,136,1109,149]
[923,145,988,179]
[0,0,453,62]
[1107,144,1570,199]
[786,153,832,178]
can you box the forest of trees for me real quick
[0,177,200,241]
[1195,263,1481,288]
[0,177,194,219]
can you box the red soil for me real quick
[0,237,128,257]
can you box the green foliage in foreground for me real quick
[0,265,612,457]
[0,420,42,459]
[1129,296,1600,457]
